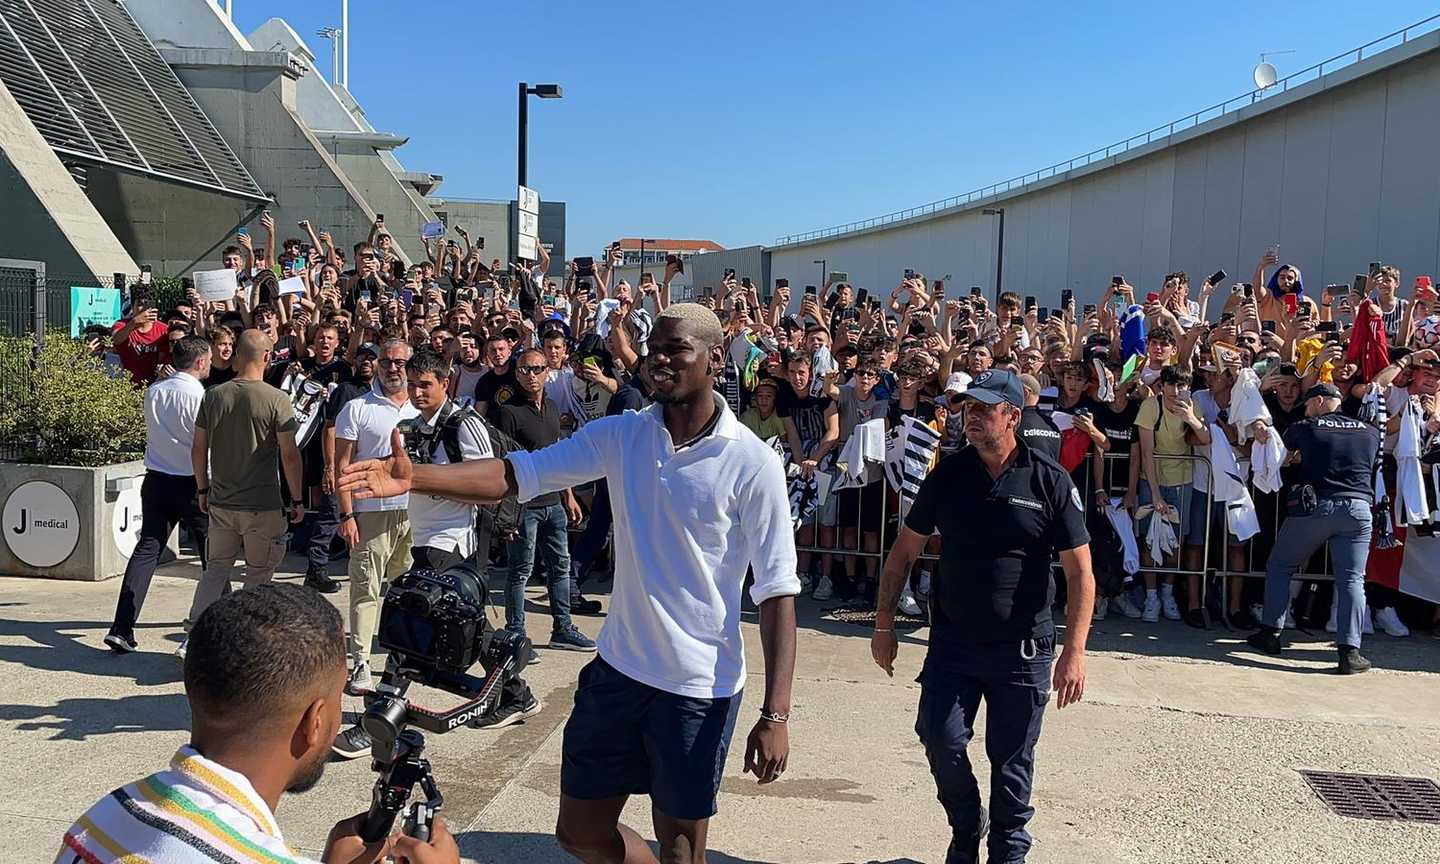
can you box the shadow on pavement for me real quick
[0,610,185,686]
[0,692,190,740]
[456,830,920,864]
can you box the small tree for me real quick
[0,334,145,467]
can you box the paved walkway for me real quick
[4,553,1439,863]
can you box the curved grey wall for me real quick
[770,33,1440,311]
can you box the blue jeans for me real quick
[505,503,573,635]
[917,635,1053,864]
[1262,498,1372,648]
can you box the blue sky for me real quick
[235,1,1439,258]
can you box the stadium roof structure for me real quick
[0,0,267,202]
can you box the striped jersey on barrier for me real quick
[886,416,941,520]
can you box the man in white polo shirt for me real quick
[340,304,799,864]
[105,335,212,654]
[332,338,418,710]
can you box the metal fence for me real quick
[0,259,47,461]
[791,446,1366,626]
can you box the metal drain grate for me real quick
[821,603,927,631]
[1300,770,1440,823]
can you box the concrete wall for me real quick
[0,82,137,279]
[770,33,1440,314]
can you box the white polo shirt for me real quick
[508,395,800,699]
[335,383,419,512]
[410,401,492,554]
[143,371,205,476]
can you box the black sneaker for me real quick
[305,568,341,594]
[1337,647,1372,675]
[526,645,541,665]
[104,632,138,654]
[570,595,603,615]
[343,661,372,697]
[1184,608,1208,630]
[331,725,373,759]
[550,624,597,652]
[470,692,544,729]
[1246,628,1283,656]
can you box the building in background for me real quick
[604,238,723,299]
[428,197,567,277]
[0,0,563,282]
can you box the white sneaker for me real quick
[897,585,922,617]
[1161,594,1182,621]
[1114,594,1144,619]
[812,575,834,601]
[1361,607,1375,635]
[1375,607,1410,638]
[1326,601,1338,633]
[1280,609,1295,630]
[175,638,187,661]
[1142,595,1161,623]
[1092,597,1109,621]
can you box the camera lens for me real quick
[361,695,408,744]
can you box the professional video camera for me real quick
[355,560,531,842]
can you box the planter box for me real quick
[0,460,178,581]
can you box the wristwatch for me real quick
[338,512,355,523]
[196,487,209,496]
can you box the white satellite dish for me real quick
[1253,61,1279,89]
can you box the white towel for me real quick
[1208,425,1261,542]
[834,418,887,490]
[1140,504,1180,563]
[1394,397,1430,526]
[1228,368,1272,445]
[1250,433,1288,495]
[1103,497,1141,575]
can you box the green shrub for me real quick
[0,333,146,467]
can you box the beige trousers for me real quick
[347,510,413,663]
[188,507,287,622]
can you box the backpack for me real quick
[435,403,524,559]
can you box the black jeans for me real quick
[570,479,613,582]
[110,471,209,638]
[916,634,1054,864]
[411,545,530,709]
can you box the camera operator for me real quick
[332,350,540,758]
[64,584,458,864]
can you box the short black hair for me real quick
[171,334,211,371]
[406,347,452,382]
[184,584,344,726]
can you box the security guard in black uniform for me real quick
[1246,382,1382,674]
[872,369,1094,864]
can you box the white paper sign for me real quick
[194,268,239,302]
[422,220,445,239]
[517,234,538,261]
[518,210,539,238]
[517,185,540,214]
[277,276,306,296]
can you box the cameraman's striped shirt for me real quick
[57,745,316,863]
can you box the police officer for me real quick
[1246,382,1380,674]
[871,369,1094,864]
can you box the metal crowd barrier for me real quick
[789,446,1356,624]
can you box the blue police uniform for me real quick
[1257,406,1380,656]
[905,434,1090,864]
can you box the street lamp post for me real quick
[983,208,1006,305]
[517,82,563,189]
[638,238,658,284]
[814,259,827,287]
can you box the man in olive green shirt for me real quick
[185,330,305,656]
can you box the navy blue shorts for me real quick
[560,657,743,821]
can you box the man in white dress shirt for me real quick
[339,304,798,864]
[106,335,212,653]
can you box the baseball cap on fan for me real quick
[959,369,1023,409]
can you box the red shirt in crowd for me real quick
[111,319,170,384]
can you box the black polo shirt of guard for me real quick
[904,439,1090,644]
[494,391,564,508]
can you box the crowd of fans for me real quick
[97,216,1440,656]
